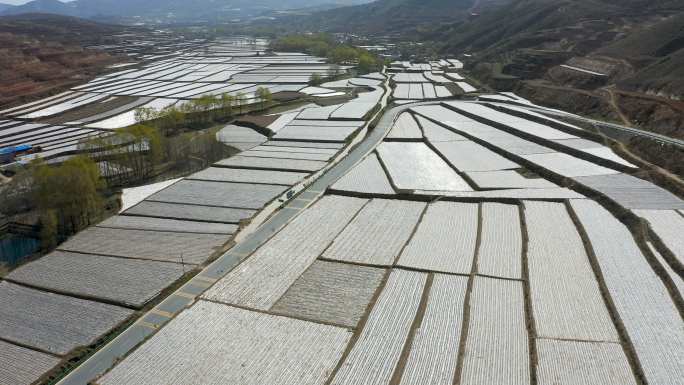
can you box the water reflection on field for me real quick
[0,236,40,263]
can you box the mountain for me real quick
[0,0,375,20]
[0,0,77,17]
[302,0,515,34]
[431,0,684,142]
[0,3,13,12]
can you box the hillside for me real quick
[433,0,684,140]
[303,0,515,34]
[0,14,128,108]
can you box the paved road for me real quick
[512,104,684,148]
[58,99,428,385]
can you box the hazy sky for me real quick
[2,0,72,5]
[2,0,36,5]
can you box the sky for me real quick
[2,0,72,5]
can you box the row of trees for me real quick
[268,33,390,70]
[131,88,273,136]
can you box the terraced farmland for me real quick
[330,269,427,385]
[524,201,618,342]
[188,167,308,186]
[536,339,635,385]
[98,301,352,385]
[97,215,236,234]
[202,196,368,310]
[123,201,256,224]
[397,202,478,274]
[570,199,684,383]
[460,277,529,384]
[399,274,468,384]
[58,227,228,264]
[146,180,286,209]
[271,261,386,327]
[0,340,61,385]
[330,153,395,195]
[477,203,523,279]
[0,281,131,355]
[377,142,473,192]
[5,251,186,307]
[323,199,425,266]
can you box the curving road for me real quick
[57,97,432,384]
[513,104,684,148]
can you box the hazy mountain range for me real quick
[0,0,374,19]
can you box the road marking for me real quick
[195,276,217,283]
[120,338,131,348]
[188,281,211,288]
[296,198,313,202]
[227,251,247,257]
[307,190,323,194]
[174,291,196,299]
[151,309,174,318]
[89,362,102,373]
[283,206,302,210]
[137,321,158,329]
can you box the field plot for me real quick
[215,156,326,173]
[521,153,620,177]
[323,199,425,266]
[273,124,357,142]
[377,142,473,192]
[203,196,367,310]
[633,209,684,266]
[648,242,684,298]
[19,93,109,119]
[6,251,185,307]
[240,149,332,162]
[215,125,267,150]
[250,145,338,155]
[58,227,227,264]
[467,170,557,189]
[416,187,585,200]
[331,269,427,385]
[574,173,684,210]
[525,201,618,342]
[536,339,636,385]
[417,116,467,142]
[98,301,352,385]
[330,101,377,120]
[147,180,285,209]
[411,105,472,123]
[296,105,341,120]
[0,281,131,355]
[97,215,236,234]
[330,153,395,195]
[266,111,299,132]
[432,141,519,172]
[188,167,308,186]
[455,82,476,93]
[397,202,477,274]
[0,340,60,385]
[386,113,422,139]
[399,274,467,385]
[460,276,529,385]
[505,120,578,140]
[124,201,255,224]
[393,84,411,99]
[286,120,363,128]
[271,261,385,327]
[422,83,437,99]
[580,147,636,168]
[408,84,424,99]
[477,203,522,279]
